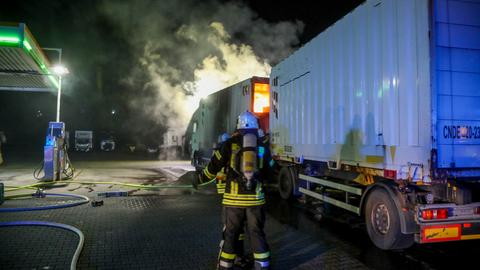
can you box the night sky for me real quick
[0,0,363,149]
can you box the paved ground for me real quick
[1,152,480,269]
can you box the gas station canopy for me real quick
[0,22,58,92]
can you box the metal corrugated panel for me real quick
[0,73,45,87]
[0,47,39,72]
[0,23,55,91]
[0,47,53,91]
[229,79,252,132]
[270,0,431,179]
[191,77,255,155]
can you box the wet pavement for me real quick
[1,152,479,269]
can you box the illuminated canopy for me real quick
[0,22,58,92]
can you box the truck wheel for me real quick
[365,188,414,250]
[278,167,295,200]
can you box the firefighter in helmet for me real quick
[215,132,250,267]
[196,111,272,270]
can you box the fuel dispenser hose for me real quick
[0,220,84,270]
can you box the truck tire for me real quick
[365,188,414,250]
[278,166,295,200]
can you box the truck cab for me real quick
[75,130,93,152]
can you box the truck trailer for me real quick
[159,128,184,160]
[269,0,480,249]
[187,76,270,169]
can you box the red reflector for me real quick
[464,223,472,228]
[437,209,448,219]
[384,169,397,179]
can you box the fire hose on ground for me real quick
[0,220,84,270]
[0,192,89,270]
[5,176,215,193]
[0,174,214,268]
[0,192,90,212]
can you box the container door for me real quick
[434,0,480,168]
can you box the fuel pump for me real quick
[43,122,66,181]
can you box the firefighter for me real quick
[195,111,272,270]
[215,132,249,268]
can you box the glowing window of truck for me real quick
[253,83,270,113]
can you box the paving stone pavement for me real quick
[0,190,373,270]
[0,194,222,269]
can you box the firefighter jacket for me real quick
[201,133,272,207]
[215,168,226,194]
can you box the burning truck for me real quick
[186,0,480,250]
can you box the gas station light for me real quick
[52,65,69,76]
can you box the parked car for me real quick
[100,138,115,151]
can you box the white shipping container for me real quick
[270,0,480,180]
[189,77,269,163]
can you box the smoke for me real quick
[100,0,304,131]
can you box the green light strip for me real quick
[23,40,32,51]
[0,36,20,44]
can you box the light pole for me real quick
[52,65,69,122]
[42,47,68,122]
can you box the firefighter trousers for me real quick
[218,206,270,270]
[221,207,245,256]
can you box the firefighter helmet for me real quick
[236,111,259,130]
[258,128,265,138]
[218,132,230,143]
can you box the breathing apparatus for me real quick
[235,111,260,191]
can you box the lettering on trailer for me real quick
[443,125,480,140]
[284,145,293,153]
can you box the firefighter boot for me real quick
[218,251,236,270]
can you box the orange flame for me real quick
[253,83,270,113]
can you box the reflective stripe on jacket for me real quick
[216,168,226,194]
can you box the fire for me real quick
[253,83,270,113]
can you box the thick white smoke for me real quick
[101,0,304,131]
[182,22,272,120]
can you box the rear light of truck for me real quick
[476,207,480,215]
[383,169,397,180]
[421,208,450,220]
